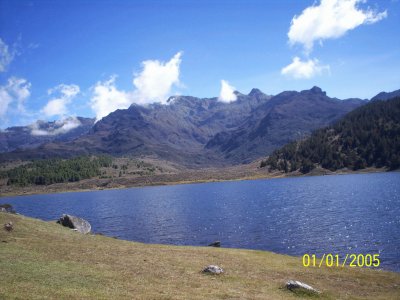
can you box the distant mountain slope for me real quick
[0,117,95,153]
[1,90,273,165]
[261,97,400,173]
[371,89,400,101]
[206,86,365,163]
[1,87,368,166]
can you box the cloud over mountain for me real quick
[133,52,182,105]
[30,116,82,136]
[90,52,183,121]
[90,76,132,122]
[281,57,330,79]
[219,80,237,103]
[41,84,80,117]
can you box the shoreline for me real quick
[1,212,399,299]
[0,166,390,198]
[2,209,399,274]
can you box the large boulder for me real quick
[57,214,91,234]
[0,204,16,214]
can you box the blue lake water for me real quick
[1,172,400,272]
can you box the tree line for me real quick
[1,155,112,186]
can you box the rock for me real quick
[57,214,91,234]
[286,280,320,294]
[3,221,13,232]
[202,265,224,275]
[0,204,16,214]
[208,241,221,247]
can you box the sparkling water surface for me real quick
[2,172,399,271]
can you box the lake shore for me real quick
[1,212,399,299]
[0,164,388,198]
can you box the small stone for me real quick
[286,280,320,294]
[4,221,13,232]
[202,265,224,275]
[208,241,221,247]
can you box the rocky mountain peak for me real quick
[310,86,325,95]
[300,86,326,97]
[248,88,265,97]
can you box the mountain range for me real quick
[0,117,95,153]
[1,86,385,166]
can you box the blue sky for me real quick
[0,0,399,129]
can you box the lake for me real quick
[1,172,399,272]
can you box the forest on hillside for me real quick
[261,97,400,173]
[0,156,112,186]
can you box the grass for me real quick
[0,212,399,299]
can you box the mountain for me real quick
[262,96,400,173]
[1,87,366,166]
[371,89,400,101]
[206,86,364,163]
[0,117,95,153]
[2,90,273,165]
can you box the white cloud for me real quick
[48,84,80,98]
[42,99,68,117]
[90,52,183,121]
[41,84,80,117]
[218,80,237,102]
[288,0,387,53]
[281,57,330,79]
[0,86,12,117]
[0,38,15,72]
[133,52,182,105]
[0,77,31,117]
[30,116,81,136]
[90,76,132,121]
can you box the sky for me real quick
[0,0,399,130]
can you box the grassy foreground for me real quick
[1,213,399,299]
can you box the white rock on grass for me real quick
[286,280,320,294]
[202,265,224,275]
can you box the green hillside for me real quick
[261,97,400,173]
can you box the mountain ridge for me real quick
[370,89,400,101]
[205,86,365,163]
[0,86,380,166]
[0,117,95,153]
